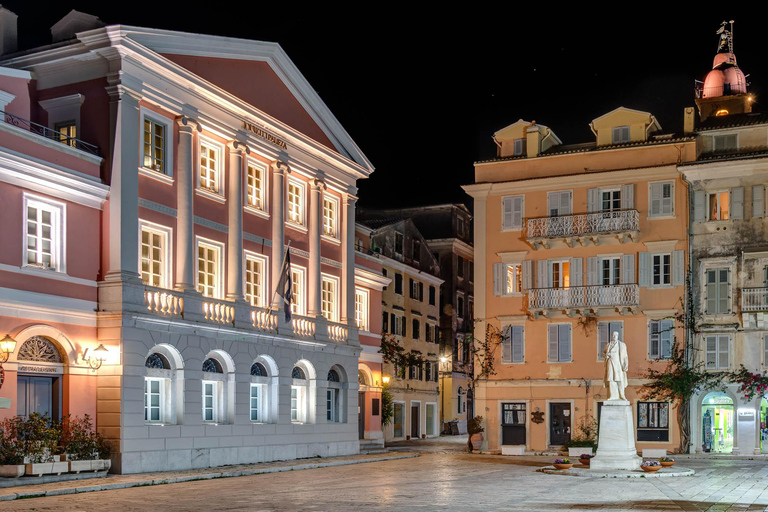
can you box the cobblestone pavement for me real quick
[3,439,768,511]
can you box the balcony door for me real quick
[549,260,570,308]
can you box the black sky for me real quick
[2,4,761,209]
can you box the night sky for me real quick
[2,4,760,209]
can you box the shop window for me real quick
[637,401,669,442]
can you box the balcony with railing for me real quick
[1,110,100,156]
[742,288,768,312]
[527,284,640,318]
[526,210,640,250]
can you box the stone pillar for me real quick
[341,192,357,325]
[271,162,289,312]
[227,141,249,301]
[175,116,200,292]
[308,177,325,318]
[105,85,142,281]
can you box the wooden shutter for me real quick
[587,257,598,286]
[732,187,744,220]
[390,313,396,333]
[493,263,504,296]
[705,269,717,314]
[537,261,547,288]
[650,183,662,216]
[705,335,717,369]
[672,250,685,286]
[501,326,512,363]
[547,193,555,216]
[502,197,514,229]
[753,185,765,219]
[522,260,533,290]
[660,319,674,359]
[720,269,730,314]
[718,335,729,369]
[419,282,424,302]
[638,252,650,287]
[621,184,634,209]
[588,188,600,213]
[511,326,524,363]
[560,191,572,216]
[693,190,705,223]
[571,258,583,287]
[513,196,524,230]
[598,321,609,359]
[621,254,635,284]
[548,324,559,362]
[558,325,571,362]
[401,316,406,336]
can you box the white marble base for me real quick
[590,400,641,471]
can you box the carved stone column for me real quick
[308,177,326,318]
[341,192,357,325]
[175,116,201,292]
[227,141,249,301]
[271,161,290,314]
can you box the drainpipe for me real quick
[681,167,695,455]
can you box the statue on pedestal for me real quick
[603,331,628,401]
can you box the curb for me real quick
[0,454,418,502]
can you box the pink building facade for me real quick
[0,13,378,473]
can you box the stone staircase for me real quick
[359,438,388,455]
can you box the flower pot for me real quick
[578,458,591,466]
[641,465,661,473]
[660,461,675,467]
[25,461,68,477]
[69,459,111,473]
[0,464,25,478]
[470,433,484,451]
[553,463,573,470]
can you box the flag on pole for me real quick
[276,249,293,322]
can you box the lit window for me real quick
[322,196,338,238]
[355,288,369,331]
[321,275,338,322]
[291,365,308,423]
[505,264,522,294]
[652,254,671,286]
[708,191,730,220]
[246,162,266,211]
[140,222,171,288]
[287,180,305,226]
[245,253,268,307]
[24,195,64,272]
[612,125,630,144]
[143,118,165,172]
[55,121,77,147]
[199,139,222,194]
[637,402,669,442]
[196,239,223,298]
[290,265,306,315]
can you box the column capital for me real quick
[311,178,327,191]
[176,116,202,133]
[227,140,250,155]
[272,161,291,175]
[343,193,359,206]
[105,84,142,104]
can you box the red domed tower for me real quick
[695,21,753,121]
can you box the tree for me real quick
[381,383,394,427]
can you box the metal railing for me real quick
[742,287,768,312]
[527,284,639,309]
[1,110,100,156]
[526,210,639,239]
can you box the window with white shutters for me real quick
[547,324,571,363]
[502,195,524,231]
[649,181,674,217]
[649,319,674,359]
[547,191,571,217]
[705,268,730,315]
[502,326,524,364]
[513,138,526,156]
[708,191,730,221]
[753,185,766,219]
[597,321,623,360]
[652,254,671,286]
[705,334,730,370]
[612,126,630,144]
[713,134,737,152]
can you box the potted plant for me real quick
[61,415,111,473]
[0,417,24,478]
[565,417,598,458]
[640,460,661,473]
[553,458,573,470]
[467,416,484,452]
[578,453,594,466]
[659,456,675,467]
[20,413,67,477]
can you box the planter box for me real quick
[69,459,111,474]
[501,445,525,456]
[568,448,592,457]
[0,465,25,478]
[642,449,667,458]
[25,461,68,477]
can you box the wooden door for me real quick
[358,392,365,439]
[410,403,420,438]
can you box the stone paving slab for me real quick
[540,465,696,478]
[0,451,418,502]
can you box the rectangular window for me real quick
[502,195,524,231]
[547,324,572,363]
[649,319,674,359]
[250,384,264,422]
[355,288,369,331]
[142,118,165,172]
[705,334,730,370]
[652,254,671,286]
[513,138,526,156]
[612,125,630,144]
[24,196,64,272]
[287,180,305,226]
[395,232,404,256]
[551,260,570,289]
[322,196,338,238]
[708,191,730,220]
[202,381,217,422]
[457,295,464,319]
[291,266,306,315]
[246,162,266,211]
[412,319,420,340]
[382,311,389,333]
[458,256,465,278]
[637,402,669,442]
[705,268,730,315]
[764,334,768,367]
[547,191,572,217]
[469,262,474,282]
[141,227,165,287]
[429,286,436,305]
[321,276,338,322]
[55,121,77,147]
[413,240,420,263]
[601,257,621,286]
[649,181,674,217]
[144,378,163,423]
[196,241,221,298]
[199,139,221,193]
[245,253,267,307]
[291,386,301,422]
[502,325,524,364]
[713,134,737,152]
[597,321,623,361]
[326,389,338,422]
[395,273,403,295]
[601,189,621,212]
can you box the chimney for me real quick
[683,107,696,134]
[0,6,18,55]
[526,122,540,158]
[51,10,105,43]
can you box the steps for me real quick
[359,439,387,455]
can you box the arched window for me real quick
[292,366,306,380]
[251,362,267,377]
[291,365,309,423]
[202,358,223,373]
[17,336,63,363]
[250,361,271,422]
[145,353,169,369]
[358,370,368,387]
[327,369,339,382]
[144,346,183,425]
[326,365,346,423]
[457,386,465,415]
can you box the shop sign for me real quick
[17,365,62,375]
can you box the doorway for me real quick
[702,392,734,453]
[393,402,405,439]
[17,375,61,420]
[358,392,365,440]
[410,402,420,439]
[501,402,526,446]
[549,402,571,446]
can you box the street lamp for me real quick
[0,334,18,390]
[439,356,449,433]
[82,344,109,370]
[382,376,390,385]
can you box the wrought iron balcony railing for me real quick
[527,210,640,240]
[742,287,768,312]
[527,284,639,310]
[1,110,100,156]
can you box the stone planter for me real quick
[0,464,25,478]
[641,465,661,473]
[470,433,484,451]
[568,447,593,458]
[660,461,675,468]
[553,463,573,470]
[69,459,111,473]
[25,461,68,477]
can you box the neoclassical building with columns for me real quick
[0,11,378,474]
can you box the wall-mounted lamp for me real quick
[439,357,448,364]
[0,334,17,364]
[82,344,108,370]
[382,376,390,384]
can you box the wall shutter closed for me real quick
[598,321,609,359]
[502,197,514,229]
[511,326,524,363]
[732,187,745,220]
[693,190,706,223]
[559,191,572,216]
[638,252,650,287]
[512,196,524,230]
[548,324,559,362]
[501,326,512,363]
[493,263,504,296]
[587,257,598,286]
[522,260,533,290]
[621,254,635,284]
[419,282,424,301]
[587,188,600,213]
[672,250,685,286]
[537,261,547,288]
[571,258,583,287]
[753,185,765,219]
[660,319,674,359]
[650,182,662,216]
[718,335,729,369]
[558,325,571,362]
[621,184,634,209]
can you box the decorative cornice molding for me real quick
[194,216,229,233]
[243,232,271,246]
[138,198,177,217]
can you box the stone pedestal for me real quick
[590,400,641,471]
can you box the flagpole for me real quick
[266,240,291,314]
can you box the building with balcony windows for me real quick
[464,108,696,453]
[681,22,768,455]
[0,9,377,473]
[358,217,443,441]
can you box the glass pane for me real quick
[151,380,160,393]
[151,409,160,421]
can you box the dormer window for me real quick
[713,134,737,152]
[513,138,526,156]
[612,126,630,144]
